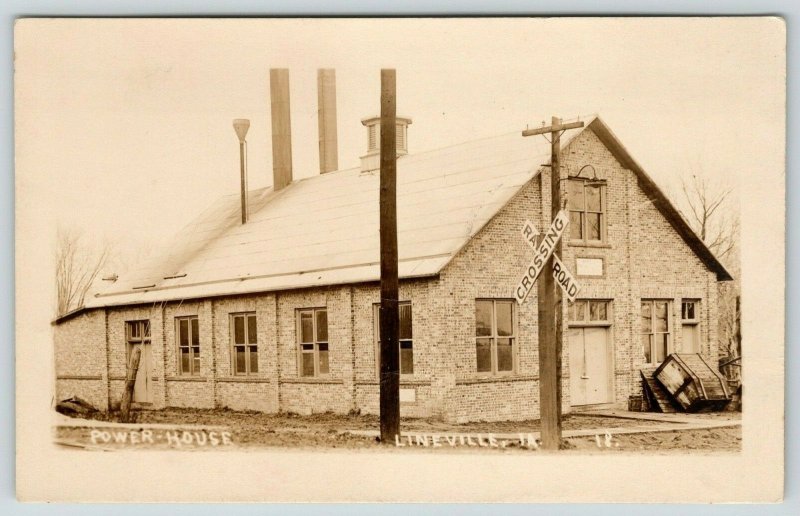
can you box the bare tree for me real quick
[675,169,741,380]
[55,228,111,317]
[678,172,739,264]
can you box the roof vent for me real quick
[360,115,412,173]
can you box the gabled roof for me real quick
[586,117,733,282]
[74,115,731,318]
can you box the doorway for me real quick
[126,320,154,405]
[568,326,613,406]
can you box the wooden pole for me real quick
[120,346,142,423]
[378,69,400,443]
[240,140,248,224]
[537,116,564,450]
[523,115,582,449]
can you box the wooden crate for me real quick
[654,353,731,412]
[640,368,678,413]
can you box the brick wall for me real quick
[351,280,437,417]
[434,167,545,421]
[275,287,352,414]
[212,295,279,413]
[216,379,272,412]
[53,309,109,409]
[446,379,540,423]
[163,300,214,408]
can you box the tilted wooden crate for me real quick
[654,353,731,412]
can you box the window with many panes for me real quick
[569,299,611,325]
[176,316,200,375]
[125,320,151,360]
[298,308,329,377]
[475,299,515,374]
[373,302,413,375]
[681,300,701,353]
[641,300,671,364]
[568,178,606,244]
[231,313,258,375]
[681,300,699,323]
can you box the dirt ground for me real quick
[565,426,741,453]
[54,408,742,453]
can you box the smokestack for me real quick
[317,69,339,174]
[270,69,293,191]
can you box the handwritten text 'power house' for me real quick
[90,429,233,448]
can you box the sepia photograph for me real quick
[14,17,785,502]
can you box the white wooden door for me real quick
[569,327,612,406]
[133,343,154,404]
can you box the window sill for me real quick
[217,376,270,383]
[568,241,612,249]
[165,376,208,382]
[456,374,539,385]
[56,375,103,381]
[355,378,431,386]
[280,377,344,385]
[568,322,612,328]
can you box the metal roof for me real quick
[76,115,731,315]
[85,126,556,308]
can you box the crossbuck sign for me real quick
[514,210,581,304]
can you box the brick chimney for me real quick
[270,68,293,191]
[317,69,339,174]
[360,115,412,173]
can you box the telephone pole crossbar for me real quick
[522,120,584,137]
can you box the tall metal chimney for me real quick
[317,69,339,174]
[270,68,293,191]
[233,118,250,224]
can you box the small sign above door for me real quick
[576,257,604,277]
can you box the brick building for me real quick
[53,81,731,422]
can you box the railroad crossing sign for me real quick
[552,254,580,302]
[514,210,581,303]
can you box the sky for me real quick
[15,18,784,272]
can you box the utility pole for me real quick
[522,116,584,450]
[379,69,400,443]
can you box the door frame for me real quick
[567,299,615,406]
[125,319,154,406]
